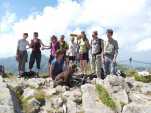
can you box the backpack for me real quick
[91,38,103,55]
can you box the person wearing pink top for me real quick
[42,35,60,77]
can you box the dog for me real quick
[20,71,39,79]
[54,64,77,86]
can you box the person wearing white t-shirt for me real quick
[67,37,78,64]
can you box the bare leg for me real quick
[80,60,84,74]
[83,60,87,75]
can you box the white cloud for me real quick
[77,0,145,25]
[136,38,151,52]
[0,11,16,33]
[0,0,150,58]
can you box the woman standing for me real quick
[78,31,90,74]
[42,35,60,77]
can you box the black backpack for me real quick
[91,38,103,55]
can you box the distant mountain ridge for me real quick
[0,55,151,73]
[0,55,49,73]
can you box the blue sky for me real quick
[0,0,151,62]
[0,0,58,19]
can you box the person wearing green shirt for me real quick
[59,35,69,55]
[59,35,69,67]
[78,31,90,74]
[104,29,119,76]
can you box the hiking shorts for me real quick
[69,56,76,61]
[79,53,89,60]
[49,55,55,64]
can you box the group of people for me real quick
[16,29,119,82]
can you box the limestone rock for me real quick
[140,84,151,94]
[0,77,15,113]
[112,89,129,104]
[43,88,57,97]
[129,92,151,104]
[0,76,3,82]
[122,102,151,113]
[0,105,14,113]
[26,78,46,89]
[22,87,35,99]
[81,84,115,113]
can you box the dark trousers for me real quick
[18,51,28,72]
[29,51,41,70]
[104,55,117,75]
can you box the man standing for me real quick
[29,32,45,74]
[104,29,119,75]
[16,33,29,76]
[91,31,104,78]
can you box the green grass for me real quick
[14,86,33,113]
[125,68,151,83]
[13,86,46,113]
[21,89,46,113]
[39,73,49,78]
[117,64,130,72]
[125,69,138,77]
[21,96,35,113]
[34,89,46,104]
[134,74,151,83]
[96,84,116,110]
[2,72,16,78]
[118,68,151,83]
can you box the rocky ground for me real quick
[0,74,151,113]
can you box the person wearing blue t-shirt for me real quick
[49,50,64,80]
[49,50,78,87]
